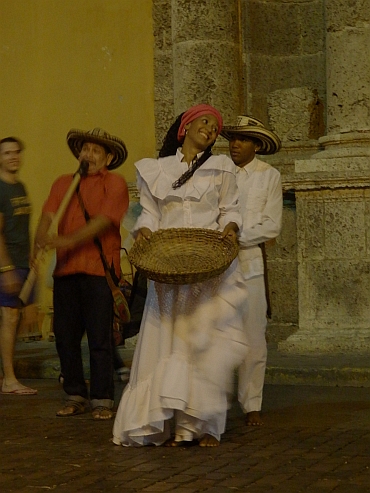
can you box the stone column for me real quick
[326,0,370,136]
[279,2,370,353]
[153,0,175,150]
[298,0,370,171]
[171,0,243,122]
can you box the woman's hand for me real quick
[136,227,153,242]
[221,222,239,242]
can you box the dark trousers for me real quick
[53,274,114,405]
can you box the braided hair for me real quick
[159,113,184,158]
[159,113,214,190]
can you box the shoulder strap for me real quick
[76,185,119,284]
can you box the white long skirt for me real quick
[112,259,248,446]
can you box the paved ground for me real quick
[2,383,370,492]
[1,342,370,492]
[10,340,370,387]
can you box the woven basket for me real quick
[128,228,239,285]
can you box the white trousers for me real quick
[238,275,267,413]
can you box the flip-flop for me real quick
[1,384,38,395]
[56,401,86,417]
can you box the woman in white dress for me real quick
[113,104,249,447]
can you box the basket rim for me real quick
[128,227,239,284]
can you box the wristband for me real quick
[0,265,15,273]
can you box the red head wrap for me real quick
[177,104,223,142]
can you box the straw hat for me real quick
[220,116,281,155]
[67,127,128,170]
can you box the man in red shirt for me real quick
[35,128,129,419]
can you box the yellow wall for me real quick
[0,0,155,330]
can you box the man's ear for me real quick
[106,153,114,167]
[255,142,262,152]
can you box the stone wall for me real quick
[241,0,326,134]
[153,0,174,150]
[152,0,370,353]
[153,0,243,150]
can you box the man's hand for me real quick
[43,234,77,251]
[31,234,76,263]
[34,215,111,254]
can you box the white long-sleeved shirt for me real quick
[236,157,282,279]
[132,149,241,233]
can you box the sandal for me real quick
[56,401,86,417]
[164,438,183,447]
[92,406,114,420]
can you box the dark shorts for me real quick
[0,268,34,308]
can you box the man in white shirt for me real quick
[221,116,282,426]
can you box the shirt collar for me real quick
[176,148,205,164]
[89,166,109,177]
[236,156,258,176]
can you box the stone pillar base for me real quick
[279,328,370,354]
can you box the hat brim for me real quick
[220,126,281,155]
[67,130,128,170]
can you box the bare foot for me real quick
[246,411,264,426]
[199,434,220,447]
[1,381,38,395]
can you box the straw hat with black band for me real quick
[220,116,281,155]
[67,127,128,170]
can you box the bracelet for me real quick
[0,265,15,273]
